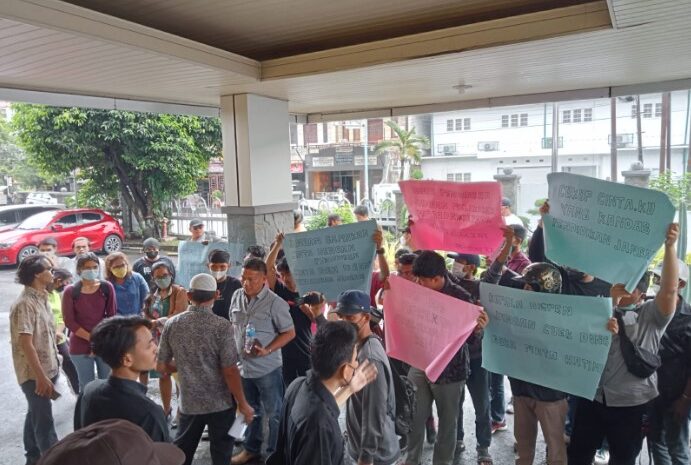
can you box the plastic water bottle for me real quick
[244,323,256,354]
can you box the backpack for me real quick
[363,335,417,438]
[71,280,113,315]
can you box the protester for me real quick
[62,252,117,392]
[650,260,691,465]
[500,197,523,226]
[267,321,378,465]
[245,245,267,261]
[354,205,370,222]
[447,253,480,281]
[64,237,105,278]
[505,224,531,274]
[230,258,296,464]
[509,262,570,465]
[36,419,185,465]
[10,255,60,464]
[266,233,327,386]
[405,250,489,465]
[74,316,169,442]
[567,223,680,465]
[453,227,515,465]
[335,290,400,465]
[142,261,188,418]
[188,219,220,243]
[328,213,342,227]
[132,238,176,290]
[157,273,254,465]
[105,252,149,316]
[207,249,242,320]
[293,210,307,233]
[37,237,70,269]
[45,267,80,395]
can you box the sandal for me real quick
[477,448,493,465]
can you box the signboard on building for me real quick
[311,157,335,167]
[290,162,303,173]
[354,156,378,166]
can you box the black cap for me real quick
[335,290,373,315]
[447,253,481,267]
[189,219,203,228]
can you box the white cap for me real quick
[189,273,217,292]
[652,258,689,283]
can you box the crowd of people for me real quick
[8,200,691,465]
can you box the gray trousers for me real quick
[406,367,464,465]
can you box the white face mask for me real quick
[211,270,227,280]
[452,262,465,275]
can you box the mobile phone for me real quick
[50,389,61,401]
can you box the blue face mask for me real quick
[80,269,99,281]
[154,276,172,289]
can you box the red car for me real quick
[0,208,124,265]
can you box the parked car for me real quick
[26,192,60,205]
[0,204,64,233]
[0,208,124,265]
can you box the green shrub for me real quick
[306,204,355,230]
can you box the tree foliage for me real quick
[374,120,430,181]
[0,118,56,191]
[12,105,221,235]
[649,171,691,206]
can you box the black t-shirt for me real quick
[274,281,313,362]
[212,276,242,320]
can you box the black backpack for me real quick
[363,336,417,438]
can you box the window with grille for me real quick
[643,103,653,118]
[501,115,509,128]
[563,110,571,123]
[573,109,582,123]
[446,119,454,131]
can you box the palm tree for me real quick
[374,120,430,181]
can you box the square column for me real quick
[220,94,294,250]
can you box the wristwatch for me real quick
[376,248,385,255]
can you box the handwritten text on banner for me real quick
[282,220,377,301]
[385,275,481,382]
[543,172,675,292]
[480,282,612,400]
[399,180,505,254]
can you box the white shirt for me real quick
[503,213,524,226]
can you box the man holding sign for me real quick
[568,223,680,465]
[388,251,487,465]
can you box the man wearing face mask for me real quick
[133,238,176,290]
[505,224,531,274]
[45,267,80,395]
[207,249,242,320]
[335,290,400,465]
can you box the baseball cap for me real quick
[335,290,373,316]
[447,253,481,267]
[501,197,512,207]
[37,419,184,465]
[189,218,203,228]
[142,237,160,249]
[189,273,217,292]
[652,258,689,283]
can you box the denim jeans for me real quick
[489,372,506,423]
[20,378,58,465]
[71,354,111,393]
[650,401,691,465]
[175,408,235,465]
[242,367,284,456]
[456,356,492,450]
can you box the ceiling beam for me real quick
[0,0,260,79]
[262,1,611,80]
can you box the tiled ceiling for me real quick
[62,0,594,60]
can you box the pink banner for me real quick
[384,275,482,382]
[399,180,505,255]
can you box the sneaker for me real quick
[491,421,508,433]
[425,417,437,444]
[593,448,609,465]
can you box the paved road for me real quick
[0,253,545,465]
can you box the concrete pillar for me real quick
[220,94,294,252]
[493,168,521,207]
[621,161,651,188]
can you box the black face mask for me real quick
[145,251,159,260]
